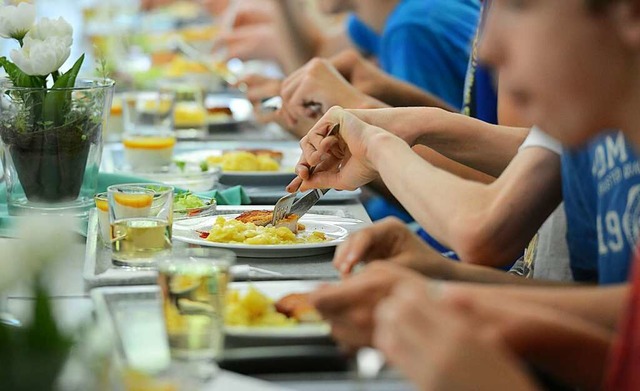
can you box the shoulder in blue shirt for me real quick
[346,0,479,110]
[378,0,480,110]
[562,131,640,284]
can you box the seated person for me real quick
[304,0,640,389]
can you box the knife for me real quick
[288,188,331,218]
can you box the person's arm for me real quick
[333,216,571,286]
[444,282,629,331]
[368,134,561,266]
[292,108,549,266]
[349,107,527,177]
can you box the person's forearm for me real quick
[372,76,456,110]
[351,107,527,177]
[272,0,321,73]
[445,261,571,286]
[369,135,560,266]
[449,283,629,331]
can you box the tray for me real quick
[91,282,334,357]
[83,205,367,288]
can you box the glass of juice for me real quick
[122,91,177,171]
[107,184,174,268]
[161,82,207,140]
[156,247,236,361]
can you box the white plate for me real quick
[172,213,361,258]
[225,280,330,338]
[174,147,300,187]
[91,281,332,347]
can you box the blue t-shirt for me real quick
[346,15,379,57]
[562,131,640,284]
[347,0,480,110]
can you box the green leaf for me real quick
[0,57,46,88]
[42,54,85,127]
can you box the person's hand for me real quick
[238,74,283,125]
[286,106,399,192]
[211,0,282,62]
[216,24,283,63]
[374,282,540,391]
[309,262,428,349]
[279,58,383,129]
[332,217,454,279]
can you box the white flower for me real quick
[10,36,71,76]
[0,215,75,292]
[0,3,36,41]
[26,17,73,48]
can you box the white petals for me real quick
[0,216,75,292]
[0,3,36,40]
[10,37,71,76]
[26,17,73,48]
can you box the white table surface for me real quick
[0,202,413,390]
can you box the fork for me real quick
[271,123,339,225]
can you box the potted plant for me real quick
[0,3,114,216]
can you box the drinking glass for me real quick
[156,248,236,361]
[122,91,177,170]
[94,192,110,247]
[161,82,207,139]
[107,184,174,268]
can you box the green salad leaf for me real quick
[174,191,208,210]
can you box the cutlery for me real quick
[287,187,330,219]
[260,96,324,115]
[231,265,284,279]
[271,124,339,225]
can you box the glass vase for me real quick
[0,78,115,217]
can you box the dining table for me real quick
[0,123,414,391]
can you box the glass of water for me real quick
[107,183,174,268]
[156,247,236,361]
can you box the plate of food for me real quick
[174,147,300,186]
[91,281,331,354]
[225,281,330,338]
[204,94,254,130]
[172,210,363,257]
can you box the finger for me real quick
[280,67,305,104]
[294,163,311,180]
[309,274,379,316]
[286,176,304,193]
[278,104,298,128]
[332,219,405,275]
[317,135,343,160]
[297,157,342,191]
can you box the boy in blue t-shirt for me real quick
[340,0,480,110]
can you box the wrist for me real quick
[357,95,387,110]
[410,107,449,146]
[367,131,409,172]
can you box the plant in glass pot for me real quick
[0,3,114,216]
